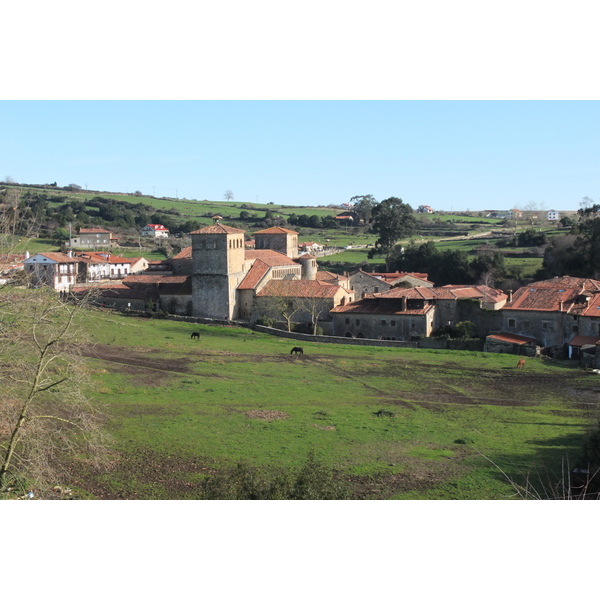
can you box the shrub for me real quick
[201,450,349,500]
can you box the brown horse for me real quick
[516,358,526,369]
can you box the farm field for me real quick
[69,310,600,500]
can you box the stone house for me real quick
[499,276,600,348]
[23,252,79,292]
[331,284,506,340]
[253,279,354,332]
[348,269,431,298]
[484,332,540,356]
[67,228,114,249]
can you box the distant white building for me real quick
[417,205,434,214]
[141,224,170,238]
[547,209,560,221]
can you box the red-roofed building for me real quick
[500,276,600,348]
[331,284,507,340]
[348,269,432,298]
[140,223,170,238]
[23,252,79,291]
[484,332,540,355]
[72,252,142,281]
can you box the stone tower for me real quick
[253,227,298,258]
[298,253,317,280]
[190,223,246,320]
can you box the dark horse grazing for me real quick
[191,332,201,340]
[290,347,303,355]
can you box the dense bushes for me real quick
[201,450,349,500]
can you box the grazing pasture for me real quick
[72,310,600,499]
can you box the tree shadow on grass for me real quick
[483,428,595,499]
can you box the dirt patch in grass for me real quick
[311,424,336,430]
[245,410,289,421]
[80,344,192,374]
[65,448,214,500]
[347,448,473,500]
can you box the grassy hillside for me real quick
[5,183,571,281]
[67,310,598,500]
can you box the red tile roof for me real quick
[331,297,434,316]
[254,227,298,235]
[569,335,600,347]
[190,224,245,235]
[244,250,298,266]
[122,274,189,285]
[256,279,346,299]
[504,277,600,313]
[378,285,506,304]
[238,260,270,290]
[79,228,112,234]
[144,224,169,231]
[28,252,78,263]
[172,246,192,260]
[316,271,348,282]
[486,333,538,345]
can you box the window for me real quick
[573,325,579,333]
[381,320,386,326]
[356,319,360,325]
[345,318,350,325]
[391,320,396,326]
[508,319,516,328]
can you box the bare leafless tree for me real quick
[299,296,329,335]
[0,198,111,496]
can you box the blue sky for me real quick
[2,100,599,212]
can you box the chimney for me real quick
[67,250,72,258]
[401,296,407,312]
[559,300,564,311]
[25,250,30,259]
[508,289,513,303]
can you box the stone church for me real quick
[190,223,353,322]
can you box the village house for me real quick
[348,269,432,298]
[140,224,170,238]
[67,228,114,249]
[72,252,146,282]
[499,276,600,349]
[331,284,507,340]
[547,209,560,221]
[417,205,434,214]
[298,241,324,254]
[23,252,79,292]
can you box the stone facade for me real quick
[253,227,298,258]
[499,277,600,348]
[191,224,246,320]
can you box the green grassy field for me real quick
[69,310,599,500]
